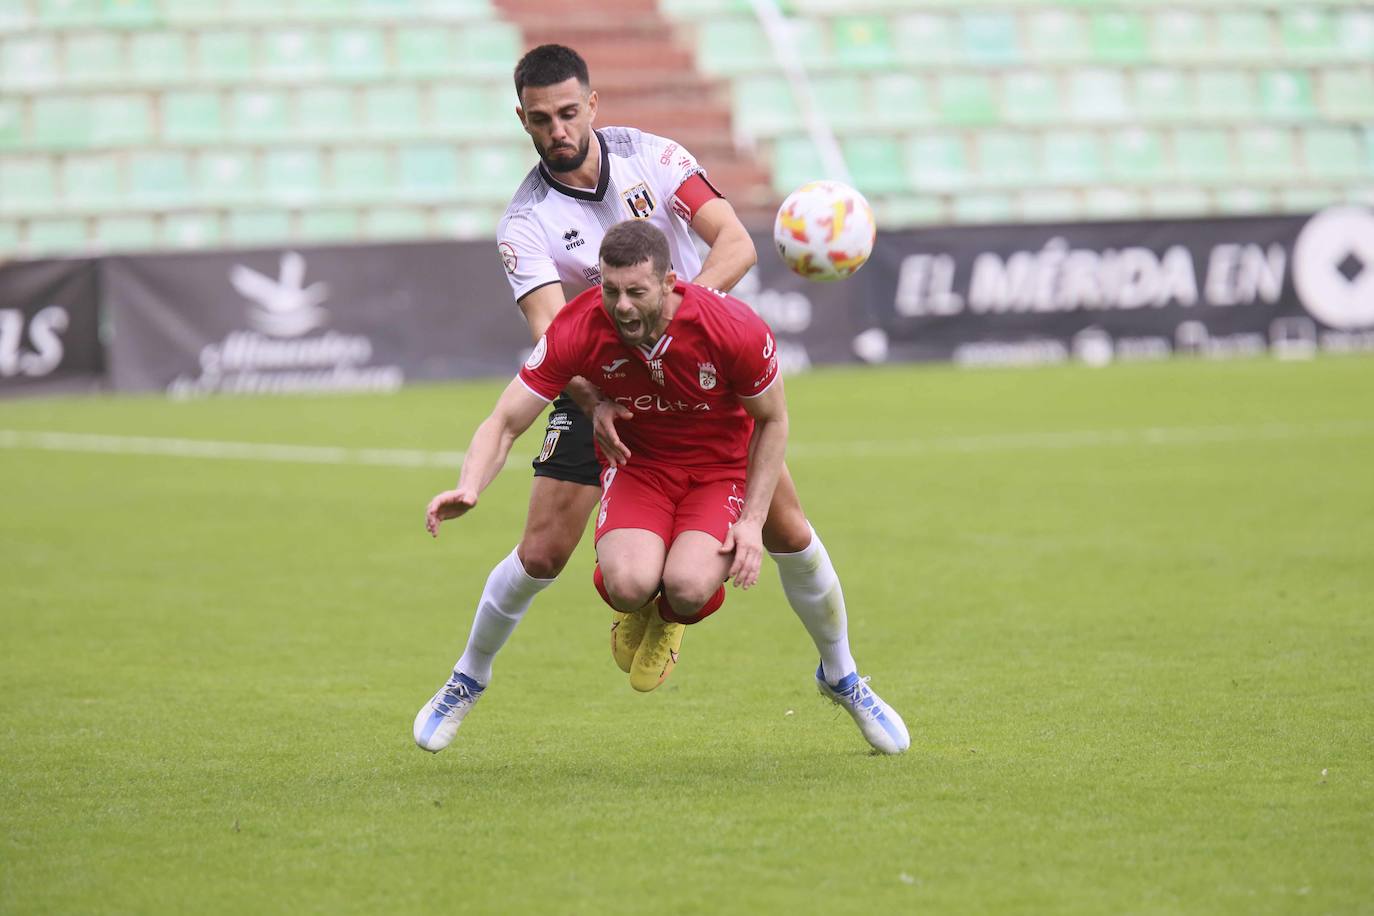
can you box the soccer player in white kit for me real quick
[414,45,908,755]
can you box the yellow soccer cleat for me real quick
[629,609,685,693]
[610,601,654,673]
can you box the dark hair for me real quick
[514,44,590,98]
[600,221,671,277]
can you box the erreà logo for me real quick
[229,251,329,338]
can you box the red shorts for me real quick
[594,462,745,547]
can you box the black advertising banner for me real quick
[749,205,1374,368]
[0,257,103,392]
[102,240,530,396]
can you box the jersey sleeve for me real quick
[718,298,780,399]
[517,310,576,401]
[637,133,722,224]
[497,209,560,301]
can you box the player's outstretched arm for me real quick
[724,379,789,588]
[425,378,547,537]
[690,198,757,293]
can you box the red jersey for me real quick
[518,282,780,471]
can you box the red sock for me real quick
[656,584,726,625]
[592,565,616,610]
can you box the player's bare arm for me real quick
[426,378,548,537]
[723,379,789,589]
[690,197,757,293]
[517,282,623,434]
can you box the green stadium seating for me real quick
[38,0,99,28]
[1367,127,1374,176]
[197,31,254,81]
[91,94,152,144]
[842,135,906,194]
[232,89,290,140]
[0,222,19,253]
[874,195,943,227]
[452,23,521,75]
[1259,70,1315,120]
[696,20,768,74]
[299,208,360,241]
[95,215,157,251]
[329,27,387,81]
[227,208,291,246]
[905,134,968,190]
[1215,188,1274,216]
[298,87,355,139]
[1018,189,1078,224]
[1026,11,1087,62]
[62,154,121,207]
[1302,127,1364,179]
[130,32,187,82]
[0,0,32,31]
[1149,11,1208,62]
[894,14,958,67]
[1278,186,1336,213]
[128,150,191,203]
[1148,187,1210,217]
[1134,69,1192,121]
[31,95,90,148]
[977,130,1037,186]
[437,205,499,239]
[1001,71,1060,123]
[262,28,324,79]
[100,0,161,29]
[812,74,867,130]
[733,77,798,136]
[960,12,1019,65]
[870,73,934,127]
[162,91,224,143]
[163,212,221,248]
[770,136,825,195]
[0,98,20,149]
[365,206,427,238]
[1042,130,1102,183]
[1107,128,1166,182]
[363,85,422,136]
[1320,69,1374,119]
[331,147,391,200]
[938,72,996,125]
[432,83,511,137]
[1090,12,1147,63]
[1172,128,1232,181]
[1214,12,1272,62]
[264,148,322,202]
[197,150,258,203]
[0,158,56,213]
[1084,188,1142,219]
[1236,127,1295,179]
[952,192,1013,224]
[1195,70,1256,119]
[2,37,59,88]
[1280,9,1338,59]
[1337,10,1374,59]
[831,15,895,69]
[28,217,87,252]
[395,27,452,77]
[1068,68,1129,121]
[64,33,123,84]
[465,144,530,198]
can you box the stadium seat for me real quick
[0,98,19,149]
[395,27,453,77]
[365,206,427,238]
[364,85,422,137]
[1107,127,1166,182]
[232,89,291,140]
[894,14,958,67]
[960,12,1019,65]
[1149,11,1208,62]
[1090,11,1147,63]
[1236,127,1295,179]
[197,30,255,81]
[227,208,291,246]
[94,215,157,251]
[163,91,225,143]
[695,20,769,74]
[1258,70,1315,120]
[1042,130,1103,183]
[769,136,825,195]
[330,147,392,200]
[1215,187,1275,216]
[163,212,221,248]
[64,33,123,84]
[1018,189,1078,224]
[263,148,323,203]
[1134,69,1193,121]
[977,130,1038,186]
[465,144,533,198]
[31,95,91,149]
[262,28,324,80]
[129,151,191,203]
[28,217,88,253]
[62,153,121,207]
[431,83,511,137]
[1214,12,1272,62]
[870,73,934,127]
[1320,69,1374,119]
[398,144,458,197]
[732,77,799,136]
[953,192,1013,224]
[1147,186,1210,217]
[437,204,500,238]
[1302,127,1364,179]
[329,26,387,81]
[1,36,59,88]
[299,208,360,241]
[1067,68,1129,122]
[1001,71,1060,123]
[1338,9,1374,59]
[812,74,867,130]
[1026,11,1087,63]
[1195,70,1256,119]
[0,221,19,253]
[130,32,188,82]
[1172,128,1232,181]
[38,0,98,28]
[298,87,355,139]
[1083,188,1141,219]
[1280,9,1338,59]
[91,94,152,145]
[0,158,56,213]
[452,23,521,76]
[842,135,906,194]
[100,0,161,29]
[905,133,969,190]
[831,15,895,69]
[874,195,943,227]
[196,150,258,203]
[938,72,997,125]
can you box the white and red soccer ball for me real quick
[772,180,876,282]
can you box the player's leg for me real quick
[415,400,600,753]
[762,463,909,754]
[660,530,732,619]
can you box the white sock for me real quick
[455,547,555,686]
[769,525,857,685]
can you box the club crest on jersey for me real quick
[623,183,655,220]
[538,429,560,462]
[698,361,717,390]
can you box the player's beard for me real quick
[611,288,666,349]
[538,134,591,174]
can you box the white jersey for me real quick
[497,127,710,302]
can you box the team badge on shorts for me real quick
[698,362,717,390]
[623,183,656,220]
[538,429,560,462]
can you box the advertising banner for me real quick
[102,241,530,396]
[0,257,102,393]
[744,204,1374,369]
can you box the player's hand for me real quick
[592,399,634,467]
[721,518,765,589]
[425,488,478,537]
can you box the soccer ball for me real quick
[773,180,876,282]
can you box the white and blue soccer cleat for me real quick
[816,664,910,755]
[413,670,486,753]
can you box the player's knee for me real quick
[761,509,812,554]
[517,539,575,579]
[600,566,658,612]
[660,574,717,619]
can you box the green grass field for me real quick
[2,357,1372,914]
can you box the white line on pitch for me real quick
[1,421,1371,469]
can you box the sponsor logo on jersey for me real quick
[525,335,547,369]
[648,357,665,386]
[698,361,717,390]
[623,182,655,220]
[499,241,517,275]
[659,143,678,166]
[752,355,778,390]
[563,228,585,251]
[763,333,776,359]
[602,357,629,373]
[677,156,695,172]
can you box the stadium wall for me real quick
[1,203,1371,397]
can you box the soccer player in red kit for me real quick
[419,222,909,755]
